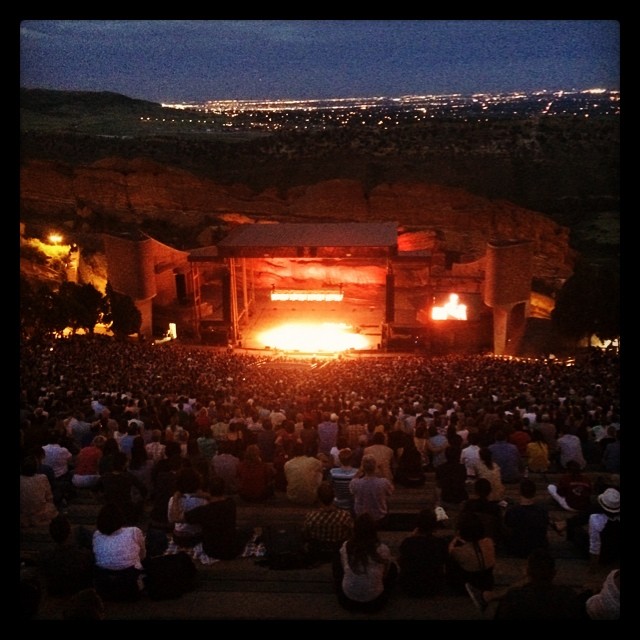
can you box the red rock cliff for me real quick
[20,157,575,281]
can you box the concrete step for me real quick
[24,469,617,620]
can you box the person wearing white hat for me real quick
[567,487,620,570]
[588,488,620,569]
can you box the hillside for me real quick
[20,89,619,269]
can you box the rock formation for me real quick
[20,158,576,285]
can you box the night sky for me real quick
[20,20,620,103]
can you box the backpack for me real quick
[598,517,621,564]
[261,525,309,570]
[144,552,198,600]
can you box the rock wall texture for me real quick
[20,157,576,283]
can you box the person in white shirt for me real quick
[556,429,586,470]
[92,502,147,601]
[460,432,482,480]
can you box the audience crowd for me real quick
[19,335,620,618]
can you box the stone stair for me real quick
[23,470,617,620]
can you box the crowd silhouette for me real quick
[20,334,620,618]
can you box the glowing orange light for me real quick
[48,233,63,245]
[270,289,344,302]
[258,322,369,353]
[432,293,467,320]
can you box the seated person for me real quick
[502,478,550,558]
[184,476,252,560]
[435,446,468,505]
[566,488,620,567]
[302,481,354,564]
[585,568,620,620]
[547,459,593,512]
[394,434,427,488]
[38,514,94,597]
[92,502,147,602]
[167,467,209,548]
[446,511,496,594]
[397,507,449,597]
[20,454,59,528]
[458,477,506,544]
[466,548,586,620]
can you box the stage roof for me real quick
[189,222,399,260]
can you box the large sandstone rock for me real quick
[20,158,575,282]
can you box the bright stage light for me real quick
[432,293,467,320]
[258,322,369,353]
[270,289,344,302]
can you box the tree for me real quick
[56,282,105,335]
[20,276,67,339]
[104,282,142,339]
[551,259,620,347]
